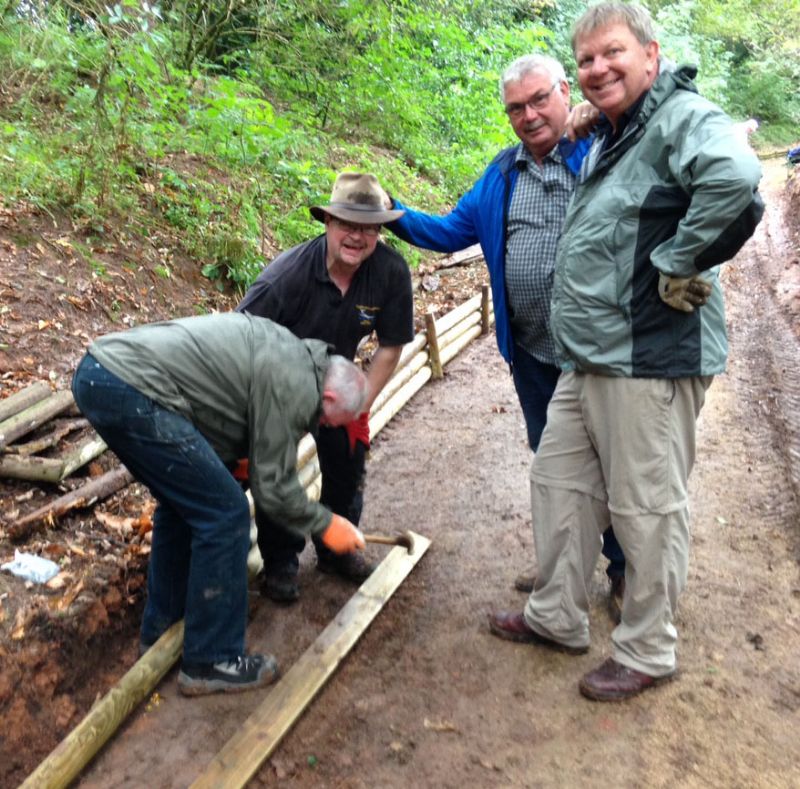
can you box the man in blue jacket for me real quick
[388,53,625,618]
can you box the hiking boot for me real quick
[178,653,279,696]
[317,551,376,582]
[488,610,589,655]
[261,569,300,604]
[579,658,676,702]
[513,565,538,593]
[607,575,625,625]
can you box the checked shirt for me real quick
[505,143,576,366]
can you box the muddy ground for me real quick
[1,158,799,787]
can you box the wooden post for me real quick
[19,621,185,789]
[480,284,490,335]
[424,312,443,380]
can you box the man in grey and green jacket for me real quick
[72,313,367,696]
[488,2,763,701]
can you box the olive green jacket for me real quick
[90,313,332,538]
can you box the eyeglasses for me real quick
[505,83,559,119]
[330,217,382,237]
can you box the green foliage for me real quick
[0,0,797,295]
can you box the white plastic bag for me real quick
[1,549,60,584]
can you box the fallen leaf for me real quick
[95,510,134,536]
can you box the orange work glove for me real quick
[320,513,365,555]
[344,412,370,454]
[232,458,250,482]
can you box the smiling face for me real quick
[574,22,659,129]
[324,215,380,276]
[504,70,571,161]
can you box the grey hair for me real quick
[500,54,567,102]
[571,2,656,54]
[324,355,368,415]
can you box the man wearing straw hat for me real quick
[237,172,414,602]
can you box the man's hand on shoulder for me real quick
[658,273,712,313]
[566,101,600,141]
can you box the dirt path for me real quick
[66,161,800,788]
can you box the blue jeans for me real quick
[256,424,366,572]
[72,354,251,664]
[511,345,625,579]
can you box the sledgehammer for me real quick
[363,530,416,555]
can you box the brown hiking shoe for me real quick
[579,658,675,701]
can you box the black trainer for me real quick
[261,569,300,603]
[178,653,279,696]
[317,551,376,582]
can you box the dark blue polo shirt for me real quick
[236,235,414,359]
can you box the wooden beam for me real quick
[0,390,74,450]
[190,532,431,789]
[19,621,185,789]
[369,349,428,417]
[0,381,52,423]
[438,310,481,352]
[440,324,482,367]
[369,367,432,437]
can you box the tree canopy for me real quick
[1,0,797,288]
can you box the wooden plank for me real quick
[191,532,431,789]
[0,390,74,449]
[0,381,52,423]
[19,621,185,789]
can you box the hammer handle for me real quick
[364,534,402,547]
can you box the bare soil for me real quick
[1,158,799,788]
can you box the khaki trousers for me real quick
[523,371,711,676]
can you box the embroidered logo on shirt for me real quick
[355,305,380,328]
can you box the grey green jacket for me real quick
[551,65,764,378]
[89,313,333,538]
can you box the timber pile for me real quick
[0,384,130,541]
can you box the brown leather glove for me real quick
[320,513,365,554]
[658,273,712,313]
